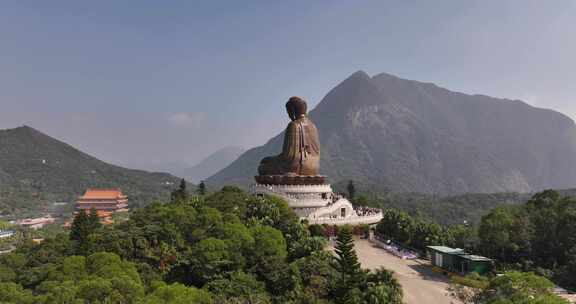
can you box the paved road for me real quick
[352,239,460,304]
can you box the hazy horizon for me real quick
[1,1,575,169]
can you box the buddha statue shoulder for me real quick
[258,96,320,177]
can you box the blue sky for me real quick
[0,1,575,167]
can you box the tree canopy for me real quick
[0,187,403,303]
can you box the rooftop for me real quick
[17,216,56,225]
[427,246,465,254]
[79,188,127,200]
[459,254,493,262]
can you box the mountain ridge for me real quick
[207,71,576,194]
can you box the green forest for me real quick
[1,183,575,304]
[0,186,402,304]
[373,189,576,298]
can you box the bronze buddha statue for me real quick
[256,97,322,184]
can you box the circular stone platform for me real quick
[254,175,326,185]
[251,182,382,226]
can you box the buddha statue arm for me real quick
[305,121,320,155]
[282,121,301,163]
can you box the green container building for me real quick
[427,246,493,275]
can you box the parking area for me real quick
[352,239,461,304]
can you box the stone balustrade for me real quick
[251,183,334,208]
[307,213,383,226]
[288,200,331,208]
[251,183,332,194]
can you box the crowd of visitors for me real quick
[355,206,382,216]
[373,237,419,260]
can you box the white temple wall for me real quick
[251,183,382,226]
[308,198,356,219]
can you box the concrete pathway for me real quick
[352,239,461,304]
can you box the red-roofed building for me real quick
[16,216,56,229]
[76,188,129,213]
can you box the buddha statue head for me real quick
[285,96,308,121]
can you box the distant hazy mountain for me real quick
[0,126,182,215]
[208,71,576,195]
[122,160,191,177]
[177,146,245,183]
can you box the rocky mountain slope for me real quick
[208,71,576,194]
[0,126,182,215]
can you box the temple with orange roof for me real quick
[76,188,129,213]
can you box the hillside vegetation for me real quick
[0,126,182,217]
[347,186,576,226]
[353,190,529,225]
